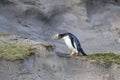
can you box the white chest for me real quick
[63,36,78,53]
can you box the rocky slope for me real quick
[0,0,120,54]
[0,0,120,80]
[0,34,120,80]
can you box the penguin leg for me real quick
[70,52,77,57]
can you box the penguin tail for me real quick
[82,53,87,56]
[78,48,87,56]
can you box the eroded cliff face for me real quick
[0,0,120,54]
[0,0,120,80]
[0,35,120,80]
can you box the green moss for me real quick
[87,52,120,64]
[0,40,34,60]
[0,32,10,36]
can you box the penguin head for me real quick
[53,33,66,40]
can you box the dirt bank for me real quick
[0,35,119,80]
[0,0,120,80]
[0,0,120,54]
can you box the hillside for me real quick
[0,0,120,80]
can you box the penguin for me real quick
[53,32,87,56]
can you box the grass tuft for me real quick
[87,52,120,64]
[0,40,34,60]
[0,32,10,36]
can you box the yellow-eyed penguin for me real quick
[53,33,87,56]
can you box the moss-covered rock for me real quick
[0,40,33,60]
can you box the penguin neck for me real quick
[62,35,69,40]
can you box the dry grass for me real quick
[0,40,34,60]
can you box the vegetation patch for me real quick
[0,40,34,60]
[0,32,10,36]
[87,52,120,64]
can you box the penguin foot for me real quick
[69,52,78,57]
